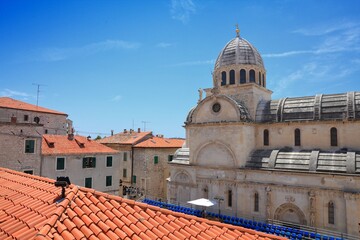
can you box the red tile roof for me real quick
[0,97,67,116]
[0,167,286,240]
[135,137,185,148]
[42,134,119,155]
[97,131,152,145]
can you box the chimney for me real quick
[111,130,114,136]
[138,128,141,133]
[130,129,133,133]
[68,134,74,140]
[124,129,127,133]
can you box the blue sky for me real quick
[1,0,360,138]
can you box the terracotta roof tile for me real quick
[97,131,153,145]
[42,134,119,155]
[134,136,185,148]
[0,167,286,240]
[0,97,67,116]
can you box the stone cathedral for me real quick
[167,27,360,235]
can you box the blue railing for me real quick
[142,198,344,240]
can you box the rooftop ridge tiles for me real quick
[114,228,128,239]
[129,223,142,235]
[172,229,187,239]
[120,224,135,238]
[151,227,165,238]
[88,212,101,224]
[88,221,103,236]
[144,229,158,239]
[97,220,111,233]
[70,226,86,239]
[63,218,77,232]
[178,228,192,238]
[138,232,152,240]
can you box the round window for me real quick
[212,103,221,113]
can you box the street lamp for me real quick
[214,196,224,220]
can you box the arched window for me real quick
[229,70,235,85]
[221,71,226,86]
[249,70,255,82]
[262,74,265,87]
[254,192,259,212]
[328,201,334,224]
[240,69,246,84]
[330,127,338,146]
[295,128,301,146]
[263,129,269,146]
[228,190,232,207]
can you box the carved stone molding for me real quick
[274,203,307,225]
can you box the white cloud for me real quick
[293,21,359,36]
[0,89,31,98]
[170,0,196,24]
[32,40,141,62]
[263,50,314,58]
[156,42,174,48]
[265,21,360,58]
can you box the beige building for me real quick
[97,129,152,195]
[41,134,121,195]
[168,27,360,236]
[132,136,184,200]
[0,97,70,174]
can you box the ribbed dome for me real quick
[214,36,264,70]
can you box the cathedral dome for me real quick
[212,27,267,89]
[214,33,264,70]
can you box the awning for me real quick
[187,198,216,207]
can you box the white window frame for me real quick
[106,155,113,168]
[56,157,66,171]
[24,139,36,154]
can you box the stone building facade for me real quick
[0,97,70,174]
[97,129,152,196]
[41,134,121,195]
[168,28,360,236]
[132,136,184,200]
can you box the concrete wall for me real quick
[41,152,121,195]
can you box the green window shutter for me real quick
[106,176,112,186]
[85,177,92,188]
[93,157,96,168]
[106,156,113,167]
[168,155,173,162]
[56,157,65,170]
[82,158,86,168]
[133,175,137,183]
[154,156,159,164]
[25,140,35,153]
[123,152,127,161]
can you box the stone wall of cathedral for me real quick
[168,165,360,235]
[255,121,360,150]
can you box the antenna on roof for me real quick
[32,83,46,107]
[141,121,151,131]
